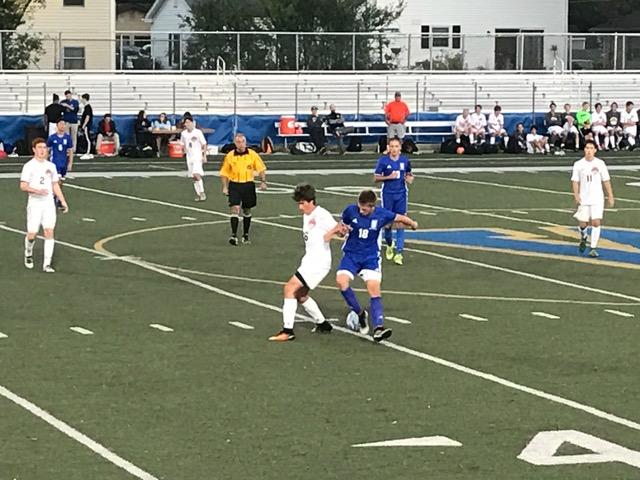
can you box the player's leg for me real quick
[362,268,392,342]
[393,194,407,265]
[241,182,257,243]
[573,203,590,253]
[588,205,604,256]
[336,258,368,334]
[24,204,40,269]
[295,269,332,333]
[269,274,305,341]
[41,203,57,272]
[381,191,395,259]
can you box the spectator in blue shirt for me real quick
[60,89,79,152]
[152,112,172,156]
[46,119,73,208]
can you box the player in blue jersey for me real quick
[46,119,73,208]
[374,137,414,266]
[332,189,418,342]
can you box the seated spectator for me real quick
[469,104,487,144]
[454,108,472,144]
[544,102,564,150]
[621,100,638,149]
[96,113,120,155]
[506,123,527,153]
[560,103,574,126]
[487,105,507,148]
[306,106,326,154]
[326,104,352,154]
[526,126,549,154]
[580,119,593,147]
[135,110,154,151]
[153,112,172,157]
[576,102,591,130]
[562,115,580,150]
[606,102,622,150]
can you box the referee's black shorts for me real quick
[228,181,257,209]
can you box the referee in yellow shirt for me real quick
[220,133,267,245]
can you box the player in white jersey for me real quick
[269,184,339,342]
[469,104,487,144]
[590,102,609,150]
[180,117,207,201]
[571,140,615,257]
[487,105,507,147]
[454,108,472,144]
[620,101,638,149]
[19,138,69,273]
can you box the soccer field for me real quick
[1,156,640,479]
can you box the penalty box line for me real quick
[2,222,640,435]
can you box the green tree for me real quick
[0,0,45,69]
[183,0,404,71]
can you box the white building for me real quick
[143,0,195,69]
[380,0,569,70]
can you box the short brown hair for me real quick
[358,189,377,205]
[293,183,316,203]
[32,137,46,149]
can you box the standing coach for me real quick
[220,133,267,246]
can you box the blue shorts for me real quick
[53,163,67,178]
[337,254,381,281]
[381,191,407,215]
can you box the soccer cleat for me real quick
[43,265,55,273]
[228,236,239,246]
[358,310,370,335]
[579,237,587,253]
[385,241,395,261]
[80,153,94,160]
[195,193,207,202]
[268,330,295,342]
[393,253,404,265]
[24,255,34,269]
[373,326,393,342]
[311,321,333,333]
[588,249,599,258]
[241,234,250,244]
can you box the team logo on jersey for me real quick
[371,220,378,229]
[404,227,640,270]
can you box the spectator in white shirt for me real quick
[454,108,472,144]
[526,126,549,154]
[469,104,487,144]
[487,105,507,147]
[590,103,609,150]
[563,115,580,150]
[621,100,638,149]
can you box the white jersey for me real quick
[181,129,207,163]
[488,113,504,132]
[591,111,607,127]
[20,158,59,204]
[470,112,487,130]
[571,157,610,205]
[300,206,337,271]
[454,114,471,132]
[620,110,639,127]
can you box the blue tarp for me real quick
[0,112,544,147]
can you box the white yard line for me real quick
[81,217,96,222]
[458,313,488,322]
[0,332,7,339]
[70,327,94,335]
[131,217,147,222]
[181,216,197,221]
[604,309,635,318]
[2,224,640,433]
[386,316,412,325]
[229,321,255,330]
[531,312,560,319]
[0,385,159,480]
[149,323,174,332]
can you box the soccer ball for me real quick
[346,311,360,331]
[456,146,465,155]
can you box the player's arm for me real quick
[324,221,349,241]
[20,180,48,196]
[392,214,418,230]
[405,161,414,184]
[200,133,208,163]
[603,180,615,207]
[67,147,74,172]
[52,182,69,212]
[254,154,267,190]
[571,181,581,205]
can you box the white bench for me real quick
[274,120,455,148]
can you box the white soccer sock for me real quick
[456,137,461,144]
[301,297,325,323]
[24,236,34,256]
[629,136,636,147]
[469,133,475,144]
[490,136,495,145]
[197,179,204,194]
[590,226,601,248]
[193,180,202,195]
[282,298,297,330]
[43,238,54,267]
[579,226,588,239]
[609,136,615,149]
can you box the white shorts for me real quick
[573,204,604,223]
[489,127,506,136]
[336,268,382,283]
[591,125,608,135]
[624,126,637,137]
[547,125,564,136]
[297,264,331,290]
[27,200,56,233]
[187,160,204,177]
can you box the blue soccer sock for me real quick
[341,287,362,313]
[384,227,393,247]
[370,297,384,328]
[396,228,405,253]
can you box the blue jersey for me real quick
[47,133,72,169]
[374,154,412,195]
[61,99,79,123]
[341,204,396,258]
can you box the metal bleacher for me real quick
[1,71,640,116]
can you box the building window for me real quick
[168,34,181,67]
[63,47,85,70]
[63,0,85,5]
[432,27,449,48]
[452,25,461,49]
[420,25,430,49]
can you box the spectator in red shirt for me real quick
[96,113,120,155]
[384,91,410,139]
